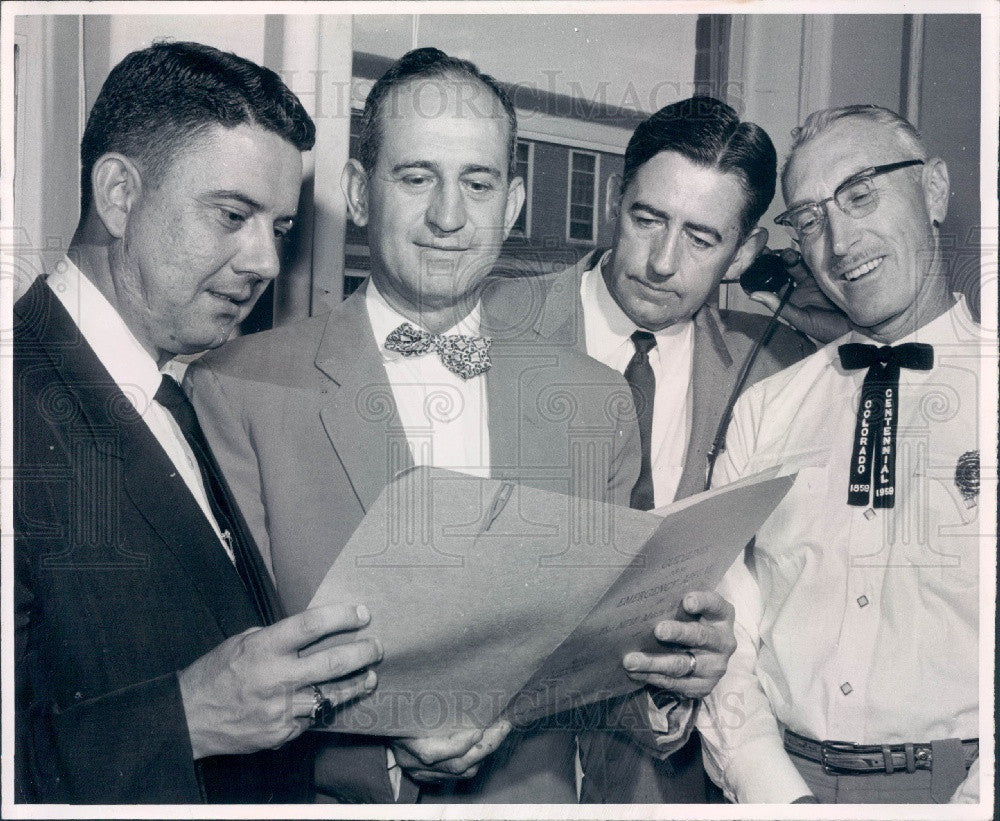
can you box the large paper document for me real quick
[307,465,792,736]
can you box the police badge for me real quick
[954,450,980,508]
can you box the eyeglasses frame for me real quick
[775,159,926,240]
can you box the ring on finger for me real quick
[683,650,697,677]
[309,684,335,728]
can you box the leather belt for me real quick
[783,729,979,776]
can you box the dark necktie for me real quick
[155,375,278,625]
[838,342,934,509]
[624,330,657,511]
[384,321,492,380]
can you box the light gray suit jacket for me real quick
[490,250,815,502]
[188,281,641,803]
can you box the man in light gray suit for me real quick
[189,49,737,803]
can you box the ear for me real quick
[922,157,950,225]
[724,226,769,280]
[91,153,142,238]
[604,174,623,225]
[501,175,526,239]
[342,159,370,227]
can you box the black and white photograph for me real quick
[1,2,996,818]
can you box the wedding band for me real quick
[309,684,335,728]
[683,650,698,677]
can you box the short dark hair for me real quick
[358,47,517,177]
[622,96,776,236]
[80,40,315,213]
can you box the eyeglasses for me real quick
[775,159,925,240]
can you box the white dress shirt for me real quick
[698,298,983,803]
[46,258,233,563]
[366,280,492,794]
[579,255,697,752]
[580,254,694,506]
[366,281,490,479]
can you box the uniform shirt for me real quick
[580,254,694,506]
[46,259,233,563]
[698,298,983,803]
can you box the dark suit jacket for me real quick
[487,251,815,801]
[188,281,641,803]
[13,277,312,804]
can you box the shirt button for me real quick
[840,682,853,695]
[857,595,869,608]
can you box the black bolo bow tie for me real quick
[384,321,493,380]
[837,342,934,509]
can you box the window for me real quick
[694,15,732,99]
[567,150,599,243]
[511,140,533,237]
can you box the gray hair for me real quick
[781,104,928,193]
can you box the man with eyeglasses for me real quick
[696,105,983,804]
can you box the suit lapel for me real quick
[676,305,735,500]
[118,432,262,636]
[485,335,526,479]
[315,286,412,511]
[534,251,601,351]
[17,278,261,637]
[15,278,119,450]
[483,292,565,484]
[518,262,740,502]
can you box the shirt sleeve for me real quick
[694,392,812,804]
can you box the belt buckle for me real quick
[820,740,865,775]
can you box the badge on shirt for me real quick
[954,450,979,508]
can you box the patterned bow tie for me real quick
[384,321,492,380]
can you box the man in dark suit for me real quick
[14,41,385,804]
[491,97,815,802]
[190,48,738,803]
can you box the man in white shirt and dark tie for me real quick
[698,104,986,805]
[490,95,815,802]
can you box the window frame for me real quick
[565,148,601,244]
[510,139,534,239]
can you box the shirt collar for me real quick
[46,256,163,410]
[366,277,483,361]
[581,250,694,361]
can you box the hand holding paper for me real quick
[307,466,793,736]
[178,603,381,759]
[391,718,512,783]
[623,590,737,700]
